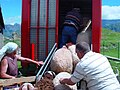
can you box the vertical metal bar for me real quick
[21,0,31,66]
[92,0,102,53]
[55,0,59,47]
[27,0,31,58]
[36,0,40,60]
[46,0,49,56]
[31,43,35,60]
[103,41,105,55]
[118,42,119,59]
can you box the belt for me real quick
[64,21,78,31]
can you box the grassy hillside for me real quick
[101,28,120,75]
[101,28,120,43]
[101,28,120,57]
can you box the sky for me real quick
[0,0,21,25]
[0,0,120,25]
[102,0,120,20]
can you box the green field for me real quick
[101,28,120,57]
[101,28,120,75]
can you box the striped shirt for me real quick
[71,51,120,90]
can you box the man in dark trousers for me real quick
[60,8,83,48]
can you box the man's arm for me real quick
[59,78,76,85]
[59,63,84,85]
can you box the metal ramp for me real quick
[35,43,57,82]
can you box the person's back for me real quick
[60,8,83,48]
[64,8,83,32]
[4,56,18,77]
[0,55,18,79]
[79,51,120,90]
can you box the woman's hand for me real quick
[36,61,44,66]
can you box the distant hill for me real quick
[102,19,120,32]
[3,23,21,38]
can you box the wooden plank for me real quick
[0,76,35,87]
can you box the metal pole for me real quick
[118,42,119,59]
[103,41,105,55]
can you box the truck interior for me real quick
[58,0,92,47]
[21,0,92,76]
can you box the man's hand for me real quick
[59,78,75,85]
[59,78,66,84]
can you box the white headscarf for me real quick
[0,42,18,61]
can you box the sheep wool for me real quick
[53,72,77,90]
[19,83,35,90]
[68,45,80,70]
[50,47,73,74]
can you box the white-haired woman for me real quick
[0,42,43,79]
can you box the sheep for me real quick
[50,47,73,74]
[67,45,80,70]
[53,72,77,90]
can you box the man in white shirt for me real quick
[60,42,120,90]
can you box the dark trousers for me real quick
[60,25,77,48]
